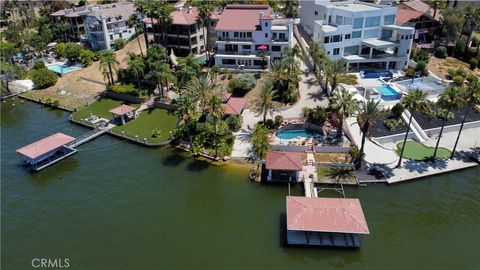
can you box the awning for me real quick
[109,104,136,116]
[16,132,75,159]
[257,45,268,50]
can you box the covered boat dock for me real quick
[286,196,369,248]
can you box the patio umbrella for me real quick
[257,45,268,50]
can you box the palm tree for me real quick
[193,0,214,61]
[54,21,70,43]
[324,60,347,96]
[251,123,270,160]
[99,50,119,85]
[396,89,429,168]
[356,100,383,169]
[282,0,299,18]
[184,75,218,114]
[326,166,355,184]
[127,14,144,58]
[129,57,145,93]
[330,87,358,139]
[258,50,269,69]
[308,41,325,73]
[251,80,280,123]
[432,86,463,159]
[428,0,447,20]
[134,0,149,49]
[206,94,225,158]
[463,6,480,53]
[147,1,173,47]
[176,96,198,151]
[451,81,480,158]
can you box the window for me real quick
[363,29,378,38]
[110,35,113,40]
[234,32,239,37]
[324,36,330,44]
[353,17,363,29]
[119,33,122,38]
[314,11,318,15]
[344,45,359,56]
[265,33,268,38]
[265,22,268,27]
[409,35,413,39]
[384,15,395,25]
[400,35,404,40]
[272,45,281,51]
[222,59,236,65]
[333,48,340,55]
[352,31,361,38]
[406,49,410,54]
[364,16,380,27]
[247,32,252,38]
[335,15,343,25]
[332,35,342,42]
[242,45,251,50]
[344,17,352,25]
[345,34,351,40]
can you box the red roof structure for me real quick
[286,196,370,234]
[396,9,424,25]
[16,132,75,159]
[143,7,220,25]
[109,104,136,115]
[215,4,273,31]
[223,97,246,115]
[398,0,442,21]
[266,151,303,171]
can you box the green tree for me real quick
[250,80,280,123]
[309,41,325,73]
[282,0,299,18]
[177,96,199,151]
[185,75,218,114]
[146,0,173,46]
[463,7,480,54]
[428,0,446,20]
[251,123,270,160]
[324,59,348,95]
[356,100,383,168]
[114,38,126,50]
[99,50,119,85]
[79,49,95,66]
[258,50,269,69]
[206,94,225,158]
[56,43,65,58]
[134,0,149,49]
[330,87,358,139]
[128,56,146,93]
[147,62,175,98]
[30,68,57,89]
[397,89,429,167]
[451,81,480,158]
[326,166,355,184]
[192,0,214,61]
[64,42,83,62]
[54,21,70,42]
[432,86,463,159]
[127,14,144,58]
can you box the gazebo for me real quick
[109,104,137,125]
[265,151,304,182]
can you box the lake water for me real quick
[1,100,479,270]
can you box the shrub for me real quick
[435,46,447,59]
[114,39,125,50]
[152,128,163,138]
[456,67,467,77]
[109,84,138,96]
[262,119,276,130]
[226,115,242,132]
[455,38,466,56]
[425,109,436,119]
[385,118,403,131]
[337,74,358,85]
[438,109,454,120]
[391,103,404,119]
[30,68,57,89]
[405,67,415,77]
[416,60,427,72]
[229,73,256,96]
[274,115,283,128]
[55,43,65,58]
[79,49,95,66]
[466,73,479,83]
[470,58,478,70]
[414,49,430,63]
[452,75,464,86]
[64,42,83,62]
[305,106,327,126]
[33,61,46,70]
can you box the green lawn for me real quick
[71,98,126,121]
[396,141,451,161]
[112,108,178,144]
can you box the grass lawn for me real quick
[396,141,451,161]
[112,108,178,144]
[71,98,136,121]
[316,165,356,184]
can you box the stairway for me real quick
[402,110,429,142]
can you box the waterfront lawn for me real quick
[316,165,357,185]
[71,99,136,121]
[112,108,178,144]
[396,141,451,161]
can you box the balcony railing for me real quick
[217,36,253,42]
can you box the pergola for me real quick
[109,104,137,125]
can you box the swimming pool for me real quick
[395,78,446,96]
[376,84,402,100]
[276,129,322,140]
[363,70,393,79]
[194,55,208,63]
[47,64,76,74]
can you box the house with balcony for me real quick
[51,4,97,41]
[300,0,414,70]
[143,6,220,56]
[214,4,294,70]
[83,2,137,51]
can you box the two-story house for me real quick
[214,4,294,70]
[300,0,414,71]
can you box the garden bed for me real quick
[369,112,408,138]
[412,105,480,130]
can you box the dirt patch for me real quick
[314,152,352,163]
[428,56,480,80]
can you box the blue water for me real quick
[364,71,393,79]
[377,84,401,100]
[275,129,322,140]
[194,56,208,63]
[47,64,74,74]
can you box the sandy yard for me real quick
[428,56,480,80]
[23,37,148,110]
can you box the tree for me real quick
[441,8,465,56]
[451,81,480,158]
[192,0,214,61]
[258,50,269,69]
[326,166,355,184]
[99,50,119,85]
[463,7,480,54]
[134,0,149,49]
[30,68,57,89]
[206,94,225,158]
[282,0,299,18]
[251,123,270,160]
[330,87,358,139]
[127,14,144,58]
[184,75,218,114]
[356,100,383,169]
[54,21,70,42]
[56,43,65,58]
[324,60,347,95]
[309,41,325,73]
[396,89,429,167]
[250,80,280,123]
[147,62,175,98]
[79,49,95,66]
[176,96,199,151]
[128,57,145,92]
[64,42,83,62]
[146,0,173,47]
[428,0,446,20]
[432,86,463,159]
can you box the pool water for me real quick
[275,129,322,140]
[377,84,401,100]
[194,55,208,63]
[47,64,74,74]
[363,70,393,79]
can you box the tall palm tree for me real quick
[176,96,198,151]
[396,89,429,168]
[54,21,70,43]
[99,50,119,85]
[308,41,325,73]
[432,86,463,159]
[324,59,347,96]
[192,0,214,61]
[148,1,173,47]
[184,75,218,114]
[127,14,144,58]
[129,57,145,93]
[206,94,225,158]
[251,80,280,123]
[356,100,383,169]
[330,87,358,139]
[451,81,480,158]
[428,0,447,20]
[463,6,480,53]
[258,50,270,69]
[251,123,270,160]
[134,0,149,49]
[282,0,299,18]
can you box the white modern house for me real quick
[214,4,294,70]
[83,2,137,51]
[300,0,414,70]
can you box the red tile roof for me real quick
[266,151,303,171]
[109,104,136,115]
[399,0,442,21]
[396,8,424,25]
[223,97,246,115]
[286,196,370,234]
[143,7,220,26]
[16,132,75,159]
[215,4,273,31]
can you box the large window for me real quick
[352,31,362,38]
[222,59,236,65]
[353,17,363,29]
[332,35,342,43]
[335,15,343,25]
[365,16,381,27]
[272,45,281,51]
[324,36,330,44]
[384,15,395,25]
[344,45,359,56]
[333,48,340,55]
[363,29,378,38]
[344,17,352,25]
